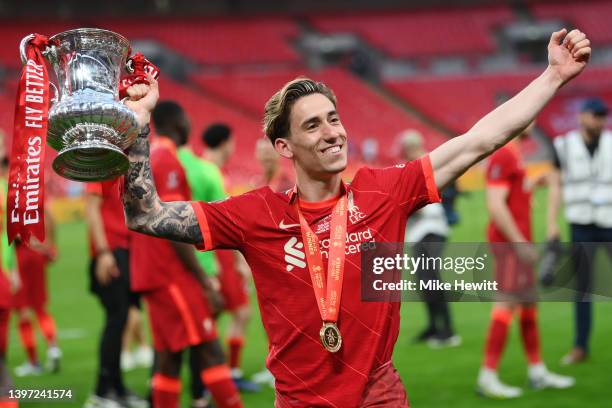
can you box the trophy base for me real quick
[53,141,128,182]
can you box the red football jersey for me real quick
[130,137,196,292]
[486,144,532,242]
[192,157,439,406]
[13,244,48,309]
[85,179,129,254]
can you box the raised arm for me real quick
[430,29,591,190]
[122,75,203,246]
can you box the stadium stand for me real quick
[0,92,13,136]
[0,17,301,68]
[385,65,612,137]
[0,21,75,68]
[103,17,301,65]
[384,72,534,134]
[309,5,514,58]
[530,0,612,45]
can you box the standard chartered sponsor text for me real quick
[319,228,374,259]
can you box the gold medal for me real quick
[320,322,342,353]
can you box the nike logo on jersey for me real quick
[279,219,301,230]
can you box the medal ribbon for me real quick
[294,191,347,324]
[7,34,53,244]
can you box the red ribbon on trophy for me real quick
[119,52,160,99]
[7,34,55,244]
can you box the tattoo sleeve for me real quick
[123,126,204,246]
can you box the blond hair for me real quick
[263,77,336,143]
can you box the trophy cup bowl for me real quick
[20,28,139,181]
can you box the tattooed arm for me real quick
[122,74,203,246]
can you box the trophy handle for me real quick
[20,34,59,105]
[20,33,58,64]
[49,82,59,105]
[19,34,36,64]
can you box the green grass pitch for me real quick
[6,189,612,407]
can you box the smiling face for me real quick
[275,93,348,179]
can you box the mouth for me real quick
[320,144,344,156]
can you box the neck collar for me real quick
[288,181,347,208]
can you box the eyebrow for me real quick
[300,110,338,128]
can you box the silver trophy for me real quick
[20,28,139,181]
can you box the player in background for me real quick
[477,127,574,398]
[400,130,459,347]
[548,97,612,365]
[177,118,259,393]
[0,269,16,406]
[131,103,242,408]
[155,101,217,406]
[12,208,61,377]
[254,138,293,192]
[84,179,148,408]
[122,29,590,406]
[249,138,293,390]
[0,151,18,407]
[199,124,257,391]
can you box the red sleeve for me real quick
[486,149,516,188]
[356,155,441,215]
[152,153,190,202]
[191,194,252,252]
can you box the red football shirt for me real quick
[192,157,440,406]
[130,137,195,292]
[486,144,532,242]
[85,179,129,255]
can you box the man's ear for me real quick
[274,137,293,159]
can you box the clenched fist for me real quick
[548,28,591,86]
[124,73,159,130]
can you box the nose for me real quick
[321,121,341,141]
